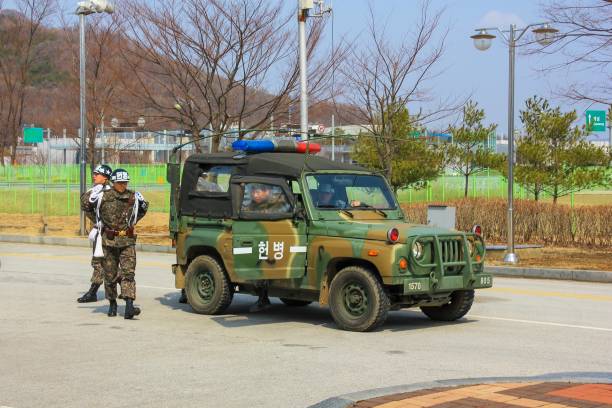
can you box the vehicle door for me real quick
[230,176,307,280]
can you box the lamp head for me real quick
[533,24,558,46]
[76,0,114,15]
[471,29,496,51]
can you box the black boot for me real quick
[178,289,188,304]
[107,300,117,317]
[124,299,141,320]
[249,285,272,313]
[77,283,100,303]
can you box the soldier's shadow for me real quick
[155,292,472,332]
[157,291,197,312]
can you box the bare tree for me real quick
[0,0,56,164]
[539,0,612,105]
[120,0,339,152]
[340,1,460,184]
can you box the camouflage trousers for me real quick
[90,257,105,285]
[102,245,137,300]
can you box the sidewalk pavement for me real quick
[310,373,612,408]
[1,234,611,283]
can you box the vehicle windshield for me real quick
[306,174,398,210]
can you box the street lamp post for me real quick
[297,0,331,141]
[471,22,558,264]
[76,0,114,236]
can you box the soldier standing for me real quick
[77,164,112,303]
[95,168,148,319]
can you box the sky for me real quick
[6,0,610,140]
[327,0,608,140]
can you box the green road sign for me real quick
[23,127,44,144]
[586,110,606,132]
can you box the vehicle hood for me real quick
[323,218,460,243]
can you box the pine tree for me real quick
[447,101,503,197]
[516,96,611,203]
[352,104,445,193]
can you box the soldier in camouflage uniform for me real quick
[243,183,290,213]
[243,183,290,312]
[77,164,112,303]
[95,168,148,319]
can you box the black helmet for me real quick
[111,168,130,182]
[93,164,112,178]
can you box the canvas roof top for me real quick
[185,152,367,178]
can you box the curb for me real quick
[308,372,612,408]
[1,234,610,282]
[486,265,612,284]
[0,234,174,254]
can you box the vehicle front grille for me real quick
[440,237,464,275]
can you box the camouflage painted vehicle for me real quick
[167,151,492,332]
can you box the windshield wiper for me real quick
[353,204,388,218]
[339,209,354,218]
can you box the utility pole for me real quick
[101,115,105,163]
[608,105,612,153]
[76,0,114,236]
[297,0,331,142]
[331,114,335,161]
[298,1,311,141]
[78,11,87,235]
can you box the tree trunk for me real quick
[464,174,469,197]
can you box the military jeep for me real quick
[167,149,491,332]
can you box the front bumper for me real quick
[402,233,492,294]
[402,273,492,294]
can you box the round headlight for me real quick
[412,241,423,259]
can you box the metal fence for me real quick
[0,164,170,215]
[0,164,608,216]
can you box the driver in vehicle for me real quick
[316,184,346,208]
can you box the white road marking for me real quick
[109,286,612,333]
[289,246,307,253]
[470,314,612,333]
[233,247,253,255]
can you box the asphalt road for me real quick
[1,243,611,408]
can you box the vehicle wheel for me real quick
[328,266,389,332]
[420,290,474,321]
[185,255,233,315]
[279,298,312,307]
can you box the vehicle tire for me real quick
[185,255,233,315]
[279,298,312,307]
[420,290,474,321]
[328,266,389,332]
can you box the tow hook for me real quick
[430,271,438,288]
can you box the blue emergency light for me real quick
[232,139,321,153]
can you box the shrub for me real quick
[401,198,612,248]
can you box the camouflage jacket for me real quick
[245,194,290,213]
[97,188,148,247]
[80,182,111,223]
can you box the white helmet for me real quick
[111,168,130,182]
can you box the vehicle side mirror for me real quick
[293,206,306,221]
[167,163,180,184]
